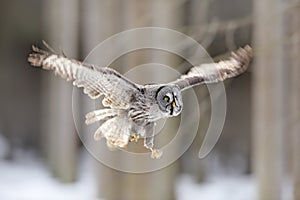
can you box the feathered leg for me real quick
[144,122,162,159]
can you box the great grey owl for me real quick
[28,44,252,158]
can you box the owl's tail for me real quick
[94,116,131,149]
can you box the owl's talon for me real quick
[150,148,162,159]
[130,134,139,142]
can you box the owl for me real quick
[28,44,252,158]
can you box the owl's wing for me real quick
[28,45,141,109]
[172,45,253,91]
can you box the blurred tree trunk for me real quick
[290,4,300,200]
[252,0,286,199]
[81,0,184,199]
[181,0,210,182]
[41,0,79,182]
[81,0,122,199]
[182,0,254,179]
[116,1,182,200]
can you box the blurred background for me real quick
[0,0,299,199]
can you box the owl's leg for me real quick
[144,123,154,148]
[144,122,162,159]
[129,123,144,142]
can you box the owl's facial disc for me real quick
[157,85,183,116]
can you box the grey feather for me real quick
[28,46,141,109]
[172,45,253,90]
[28,44,252,159]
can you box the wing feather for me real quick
[28,45,141,109]
[173,45,253,90]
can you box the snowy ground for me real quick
[176,172,292,200]
[0,148,292,200]
[0,150,98,200]
[176,174,256,200]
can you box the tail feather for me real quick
[94,116,131,149]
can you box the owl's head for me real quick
[156,85,182,116]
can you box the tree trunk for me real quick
[252,0,286,199]
[116,1,182,200]
[290,3,300,200]
[81,0,184,199]
[80,0,123,199]
[41,0,79,182]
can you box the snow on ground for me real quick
[0,149,292,200]
[176,174,293,200]
[0,149,99,200]
[176,174,256,200]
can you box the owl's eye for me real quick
[163,96,170,102]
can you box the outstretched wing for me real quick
[172,45,253,91]
[28,45,142,109]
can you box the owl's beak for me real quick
[172,101,176,108]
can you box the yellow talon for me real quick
[130,134,139,142]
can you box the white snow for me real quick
[176,174,257,200]
[0,149,99,200]
[176,174,293,200]
[0,149,292,200]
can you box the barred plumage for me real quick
[28,44,252,159]
[173,45,253,90]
